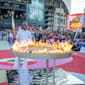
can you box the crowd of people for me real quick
[2,22,85,85]
[33,30,85,51]
[6,24,85,52]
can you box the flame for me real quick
[12,39,72,54]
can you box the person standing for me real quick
[8,31,13,45]
[14,22,32,85]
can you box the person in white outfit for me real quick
[14,22,32,85]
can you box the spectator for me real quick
[7,32,10,44]
[7,31,13,45]
[72,41,81,51]
[50,33,53,43]
[57,34,61,40]
[54,35,57,42]
[9,31,13,44]
[38,31,42,41]
[32,33,35,41]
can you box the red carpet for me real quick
[55,51,85,74]
[0,82,8,85]
[0,50,85,74]
[0,50,37,66]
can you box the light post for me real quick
[8,10,15,38]
[11,11,15,37]
[26,4,29,25]
[59,0,62,33]
[53,1,56,85]
[53,0,55,31]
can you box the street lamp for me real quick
[8,10,15,37]
[53,0,55,31]
[59,0,62,33]
[11,11,15,37]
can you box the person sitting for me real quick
[72,41,81,51]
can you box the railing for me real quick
[0,22,11,28]
[0,0,31,4]
[45,8,54,12]
[0,6,26,11]
[45,18,54,21]
[45,3,54,7]
[45,14,53,17]
[0,19,25,28]
[0,0,14,3]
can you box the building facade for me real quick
[28,0,44,30]
[44,0,70,31]
[27,0,70,31]
[0,0,31,31]
[0,0,70,31]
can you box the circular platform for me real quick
[11,51,71,60]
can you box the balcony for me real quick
[15,0,31,4]
[0,6,13,10]
[45,3,54,7]
[0,0,14,3]
[45,8,54,12]
[45,23,53,26]
[0,19,11,27]
[15,7,26,11]
[0,0,30,5]
[55,8,64,14]
[0,18,25,27]
[45,14,53,17]
[45,17,53,20]
[0,6,26,11]
[15,19,25,25]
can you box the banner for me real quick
[29,0,44,24]
[67,13,85,31]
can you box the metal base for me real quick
[46,60,48,85]
[11,51,71,85]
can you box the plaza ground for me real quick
[0,40,85,85]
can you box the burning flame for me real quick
[12,39,72,54]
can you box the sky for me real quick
[71,0,85,14]
[63,0,71,13]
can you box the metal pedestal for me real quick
[11,52,71,85]
[46,59,56,85]
[53,59,56,85]
[46,60,49,85]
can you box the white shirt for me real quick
[9,32,13,38]
[16,29,32,42]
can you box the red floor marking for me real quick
[0,50,85,74]
[0,82,8,85]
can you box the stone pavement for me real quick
[0,40,85,85]
[31,69,85,85]
[0,40,11,50]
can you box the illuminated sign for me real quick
[67,13,85,31]
[29,0,44,24]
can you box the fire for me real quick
[12,39,72,54]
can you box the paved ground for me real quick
[30,69,85,85]
[0,40,85,85]
[0,40,11,50]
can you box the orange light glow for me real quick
[12,39,72,54]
